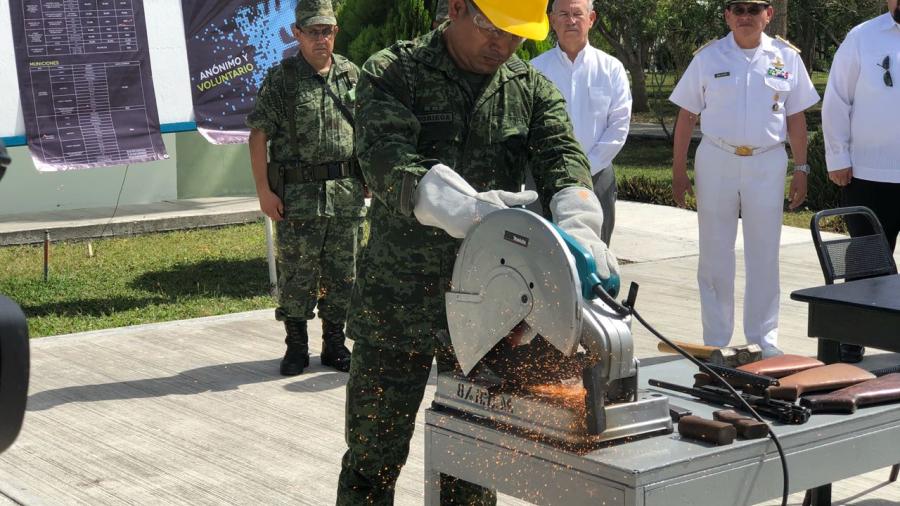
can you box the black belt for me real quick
[280,161,353,184]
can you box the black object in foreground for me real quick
[0,295,29,453]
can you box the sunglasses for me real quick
[729,4,766,16]
[300,26,335,40]
[465,1,524,43]
[878,55,893,88]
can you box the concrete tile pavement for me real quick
[0,198,898,504]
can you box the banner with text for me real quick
[10,0,168,171]
[181,0,298,145]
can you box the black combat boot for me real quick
[320,320,352,372]
[280,318,310,376]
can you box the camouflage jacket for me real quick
[247,53,366,219]
[348,27,593,354]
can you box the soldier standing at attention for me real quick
[337,0,619,503]
[247,0,366,376]
[669,0,819,358]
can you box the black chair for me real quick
[811,206,897,285]
[808,207,899,501]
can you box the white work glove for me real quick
[413,164,538,238]
[550,186,620,281]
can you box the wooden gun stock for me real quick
[737,354,824,378]
[678,416,736,445]
[767,363,876,401]
[801,373,900,414]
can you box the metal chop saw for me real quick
[434,208,672,446]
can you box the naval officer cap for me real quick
[296,0,337,27]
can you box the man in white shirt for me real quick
[822,0,900,362]
[531,0,632,245]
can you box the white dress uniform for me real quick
[669,32,819,349]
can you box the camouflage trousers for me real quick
[337,341,496,506]
[274,216,365,323]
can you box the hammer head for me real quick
[708,344,763,367]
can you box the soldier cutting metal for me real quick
[336,0,619,503]
[247,0,366,376]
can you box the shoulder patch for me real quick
[693,39,716,56]
[775,36,801,53]
[506,57,528,74]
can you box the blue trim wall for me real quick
[2,122,198,148]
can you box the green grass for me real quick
[0,223,274,337]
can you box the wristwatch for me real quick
[793,163,810,174]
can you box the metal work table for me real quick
[424,356,900,505]
[790,274,900,364]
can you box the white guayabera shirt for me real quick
[532,43,632,176]
[823,13,900,183]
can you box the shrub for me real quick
[618,175,696,211]
[805,128,842,212]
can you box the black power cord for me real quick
[593,282,790,506]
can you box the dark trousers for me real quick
[843,177,900,252]
[592,166,617,246]
[336,342,496,506]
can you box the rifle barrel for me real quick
[649,379,810,424]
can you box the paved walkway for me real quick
[0,197,262,246]
[0,199,898,505]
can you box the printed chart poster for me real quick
[182,0,298,145]
[10,0,168,172]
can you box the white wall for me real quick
[0,134,178,215]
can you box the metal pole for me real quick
[264,216,278,297]
[43,230,50,282]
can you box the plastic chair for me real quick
[807,207,899,503]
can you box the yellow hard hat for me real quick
[472,0,550,41]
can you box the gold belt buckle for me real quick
[734,145,754,157]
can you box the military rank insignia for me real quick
[767,57,791,80]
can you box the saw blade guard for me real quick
[446,209,584,375]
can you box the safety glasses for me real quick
[465,1,524,44]
[300,26,336,40]
[729,4,766,16]
[878,55,893,88]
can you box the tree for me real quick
[787,0,884,71]
[767,0,789,38]
[516,39,554,61]
[592,0,660,112]
[335,0,432,65]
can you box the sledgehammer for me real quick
[657,341,763,367]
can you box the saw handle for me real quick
[551,223,620,299]
[591,282,632,317]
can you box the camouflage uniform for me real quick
[434,0,449,23]
[336,26,592,505]
[246,53,366,325]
